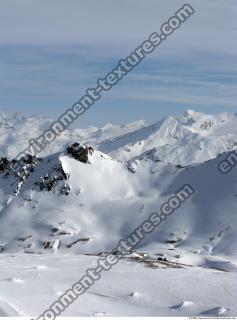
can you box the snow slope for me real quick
[0,144,236,260]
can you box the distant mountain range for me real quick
[0,110,236,260]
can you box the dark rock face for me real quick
[21,154,38,165]
[0,157,9,172]
[34,162,70,195]
[66,143,94,163]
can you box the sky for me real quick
[0,0,236,127]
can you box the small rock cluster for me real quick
[35,163,70,195]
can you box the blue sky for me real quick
[0,0,236,127]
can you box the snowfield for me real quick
[0,254,237,317]
[0,110,237,317]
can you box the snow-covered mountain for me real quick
[1,109,237,317]
[1,109,237,166]
[0,110,147,159]
[0,110,237,257]
[99,109,237,165]
[0,137,236,260]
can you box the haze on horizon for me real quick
[0,0,236,127]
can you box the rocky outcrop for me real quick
[66,143,94,163]
[0,157,9,172]
[34,161,70,195]
[1,143,93,197]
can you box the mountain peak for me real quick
[183,109,197,117]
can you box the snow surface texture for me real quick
[0,254,236,317]
[0,109,237,317]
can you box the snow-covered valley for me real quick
[0,110,237,317]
